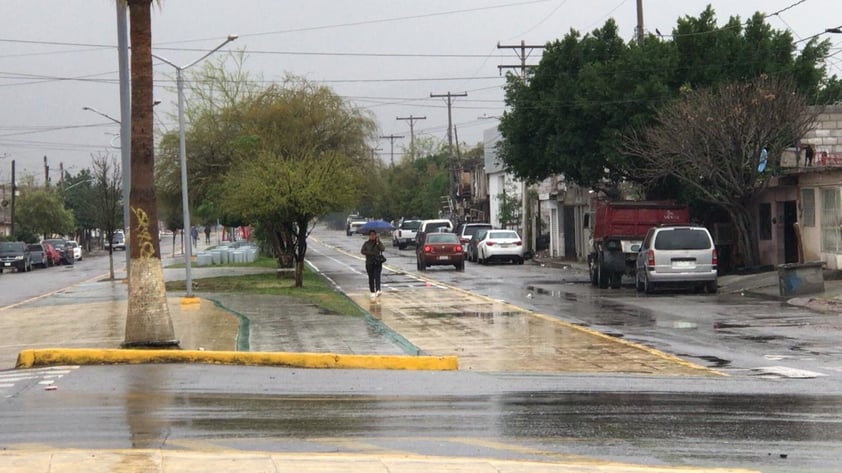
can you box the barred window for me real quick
[801,188,815,227]
[821,187,842,253]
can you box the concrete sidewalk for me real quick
[0,449,760,473]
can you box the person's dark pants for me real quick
[366,262,382,293]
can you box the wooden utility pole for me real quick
[636,0,645,45]
[430,91,467,203]
[498,40,545,253]
[379,134,404,167]
[10,160,15,238]
[396,115,426,160]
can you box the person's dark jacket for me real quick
[361,239,385,264]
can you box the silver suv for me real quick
[635,225,717,294]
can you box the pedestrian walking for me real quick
[204,226,211,245]
[360,229,385,301]
[191,226,199,247]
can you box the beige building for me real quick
[761,105,842,269]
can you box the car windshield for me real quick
[488,231,518,240]
[29,245,43,251]
[654,229,711,250]
[426,234,458,243]
[401,221,421,230]
[0,242,24,251]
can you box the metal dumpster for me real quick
[777,261,825,297]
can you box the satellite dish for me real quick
[758,148,768,172]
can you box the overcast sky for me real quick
[1,0,840,183]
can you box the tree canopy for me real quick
[497,6,838,196]
[157,67,377,286]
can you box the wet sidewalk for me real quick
[350,282,715,375]
[0,449,759,473]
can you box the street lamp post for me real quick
[153,34,237,298]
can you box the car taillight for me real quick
[454,245,462,252]
[647,249,655,267]
[424,246,432,253]
[514,241,522,246]
[486,241,495,246]
[712,248,718,267]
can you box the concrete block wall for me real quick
[805,105,842,154]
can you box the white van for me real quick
[417,219,453,246]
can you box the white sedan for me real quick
[475,230,524,265]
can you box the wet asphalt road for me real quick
[2,364,842,472]
[3,231,842,471]
[312,229,842,381]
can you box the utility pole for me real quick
[636,0,645,46]
[10,160,15,238]
[370,146,382,161]
[498,40,545,253]
[430,91,467,204]
[396,115,426,160]
[379,134,405,167]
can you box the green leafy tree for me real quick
[63,167,98,251]
[15,188,75,241]
[498,7,833,195]
[158,72,377,287]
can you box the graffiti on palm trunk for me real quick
[131,206,156,259]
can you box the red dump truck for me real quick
[588,200,689,289]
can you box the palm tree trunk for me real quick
[123,0,178,348]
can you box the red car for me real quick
[416,232,464,271]
[41,241,61,267]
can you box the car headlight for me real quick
[14,256,23,260]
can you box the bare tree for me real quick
[91,152,122,281]
[625,76,817,268]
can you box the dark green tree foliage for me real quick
[498,7,833,195]
[16,188,75,241]
[373,146,453,221]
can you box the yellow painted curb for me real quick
[180,296,201,307]
[15,348,458,371]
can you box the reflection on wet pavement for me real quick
[352,285,717,376]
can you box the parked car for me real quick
[27,243,50,268]
[475,230,525,265]
[392,219,423,249]
[416,232,464,271]
[455,222,493,255]
[0,241,32,273]
[43,238,72,265]
[416,218,453,247]
[109,232,126,251]
[635,225,718,294]
[41,241,61,266]
[466,229,489,263]
[68,240,82,261]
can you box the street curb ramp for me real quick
[15,348,458,371]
